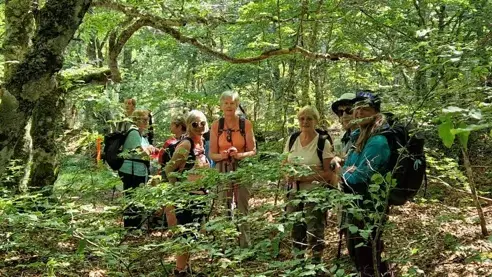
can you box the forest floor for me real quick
[1,154,492,277]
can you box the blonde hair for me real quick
[220,90,240,105]
[171,115,187,132]
[186,110,209,133]
[354,113,386,153]
[132,110,149,124]
[297,106,320,122]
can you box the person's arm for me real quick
[209,121,229,162]
[342,135,390,187]
[164,140,191,183]
[233,119,256,160]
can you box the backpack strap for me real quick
[239,117,246,138]
[181,137,197,172]
[316,135,326,169]
[218,117,225,136]
[288,131,301,151]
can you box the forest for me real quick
[0,0,492,276]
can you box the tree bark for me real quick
[0,0,92,181]
[28,88,66,193]
[2,0,36,190]
[108,18,148,82]
[3,0,34,80]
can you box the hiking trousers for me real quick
[345,214,390,277]
[216,160,250,248]
[286,191,326,262]
[119,171,146,229]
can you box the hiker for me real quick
[119,109,151,229]
[124,98,136,117]
[209,90,257,248]
[163,110,210,277]
[158,115,187,169]
[339,91,391,277]
[331,92,357,157]
[283,105,337,265]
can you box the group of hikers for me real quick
[105,90,426,277]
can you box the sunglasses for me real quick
[336,107,353,117]
[191,121,206,128]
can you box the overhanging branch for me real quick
[149,21,415,66]
[93,0,416,67]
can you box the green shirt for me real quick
[119,128,149,177]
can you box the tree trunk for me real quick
[1,0,35,190]
[462,147,488,236]
[28,88,65,193]
[0,0,92,181]
[3,0,34,80]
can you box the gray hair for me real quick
[297,106,320,122]
[219,90,240,105]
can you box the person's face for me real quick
[170,123,180,136]
[336,104,353,130]
[125,100,135,115]
[220,97,238,116]
[189,116,207,136]
[353,104,377,127]
[298,113,317,132]
[137,116,149,130]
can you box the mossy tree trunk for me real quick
[1,0,35,190]
[28,87,66,192]
[0,0,92,183]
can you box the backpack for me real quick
[288,130,329,168]
[103,128,139,171]
[380,114,426,206]
[218,117,246,141]
[160,137,197,179]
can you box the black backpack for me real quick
[103,128,139,171]
[380,114,426,206]
[218,117,246,140]
[161,137,197,180]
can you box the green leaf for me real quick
[349,225,359,234]
[335,269,346,276]
[438,119,455,148]
[277,224,285,233]
[77,239,87,254]
[455,123,470,149]
[442,106,466,114]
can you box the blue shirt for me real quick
[342,128,391,196]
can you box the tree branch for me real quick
[147,21,415,66]
[108,18,149,82]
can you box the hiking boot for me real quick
[173,268,189,277]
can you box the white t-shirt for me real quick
[284,133,334,190]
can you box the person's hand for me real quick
[228,147,239,159]
[220,150,230,160]
[330,157,343,173]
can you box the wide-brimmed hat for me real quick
[331,93,357,114]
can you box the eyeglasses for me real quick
[191,121,206,128]
[336,107,353,117]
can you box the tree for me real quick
[0,0,92,182]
